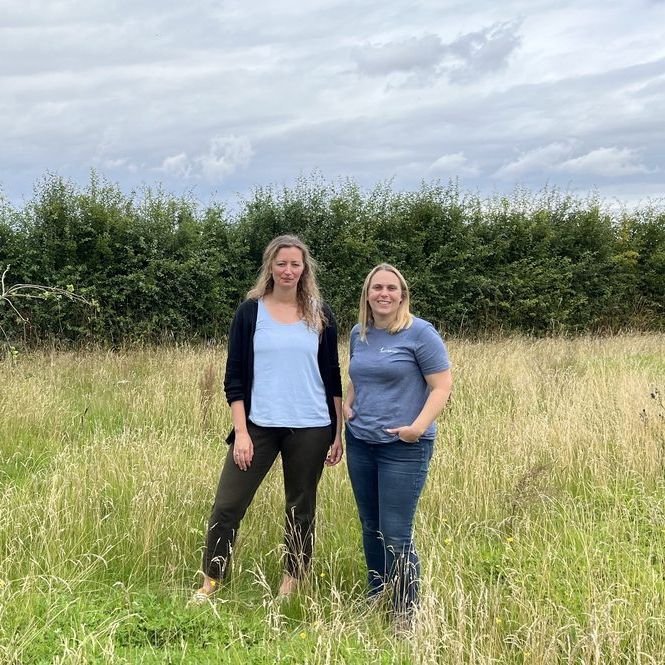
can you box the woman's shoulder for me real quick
[321,300,334,317]
[408,316,444,339]
[231,298,258,325]
[237,298,258,313]
[410,316,433,330]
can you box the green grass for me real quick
[1,335,664,663]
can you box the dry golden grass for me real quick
[0,334,663,663]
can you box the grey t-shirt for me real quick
[347,317,450,444]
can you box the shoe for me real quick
[393,612,415,636]
[276,574,298,599]
[366,590,387,609]
[189,579,218,605]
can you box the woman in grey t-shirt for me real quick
[344,263,452,626]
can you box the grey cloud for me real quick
[353,21,522,85]
[2,0,216,28]
[2,0,664,207]
[340,52,665,186]
[353,34,445,77]
[1,13,226,77]
[445,21,522,83]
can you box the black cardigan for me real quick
[223,299,343,443]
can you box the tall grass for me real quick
[1,335,664,663]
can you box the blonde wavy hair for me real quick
[247,235,326,332]
[358,263,413,340]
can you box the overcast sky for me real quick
[2,0,665,208]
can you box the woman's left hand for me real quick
[325,436,344,466]
[385,425,422,443]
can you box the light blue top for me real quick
[347,317,450,444]
[249,299,331,428]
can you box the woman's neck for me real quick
[263,290,301,324]
[372,314,395,329]
[265,288,298,306]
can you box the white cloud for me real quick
[102,158,129,169]
[495,142,655,181]
[559,147,652,177]
[158,136,254,182]
[161,153,192,179]
[196,135,254,182]
[430,153,480,177]
[494,142,575,179]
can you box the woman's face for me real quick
[367,269,402,322]
[271,247,305,290]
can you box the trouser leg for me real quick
[202,424,280,579]
[376,439,433,615]
[345,426,386,596]
[280,425,333,577]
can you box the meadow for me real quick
[0,334,664,664]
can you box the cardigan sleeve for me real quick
[320,303,343,397]
[223,300,252,405]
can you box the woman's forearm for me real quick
[333,396,342,438]
[343,382,355,420]
[230,400,248,434]
[410,386,452,436]
[344,382,355,409]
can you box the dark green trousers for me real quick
[203,421,333,580]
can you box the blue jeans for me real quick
[345,426,434,614]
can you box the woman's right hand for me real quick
[232,431,254,471]
[342,402,354,421]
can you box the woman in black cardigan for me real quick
[194,235,343,602]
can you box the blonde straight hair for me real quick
[357,263,413,341]
[247,235,326,332]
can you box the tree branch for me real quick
[1,264,97,325]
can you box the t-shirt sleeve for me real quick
[414,322,450,375]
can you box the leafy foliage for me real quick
[0,172,663,345]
